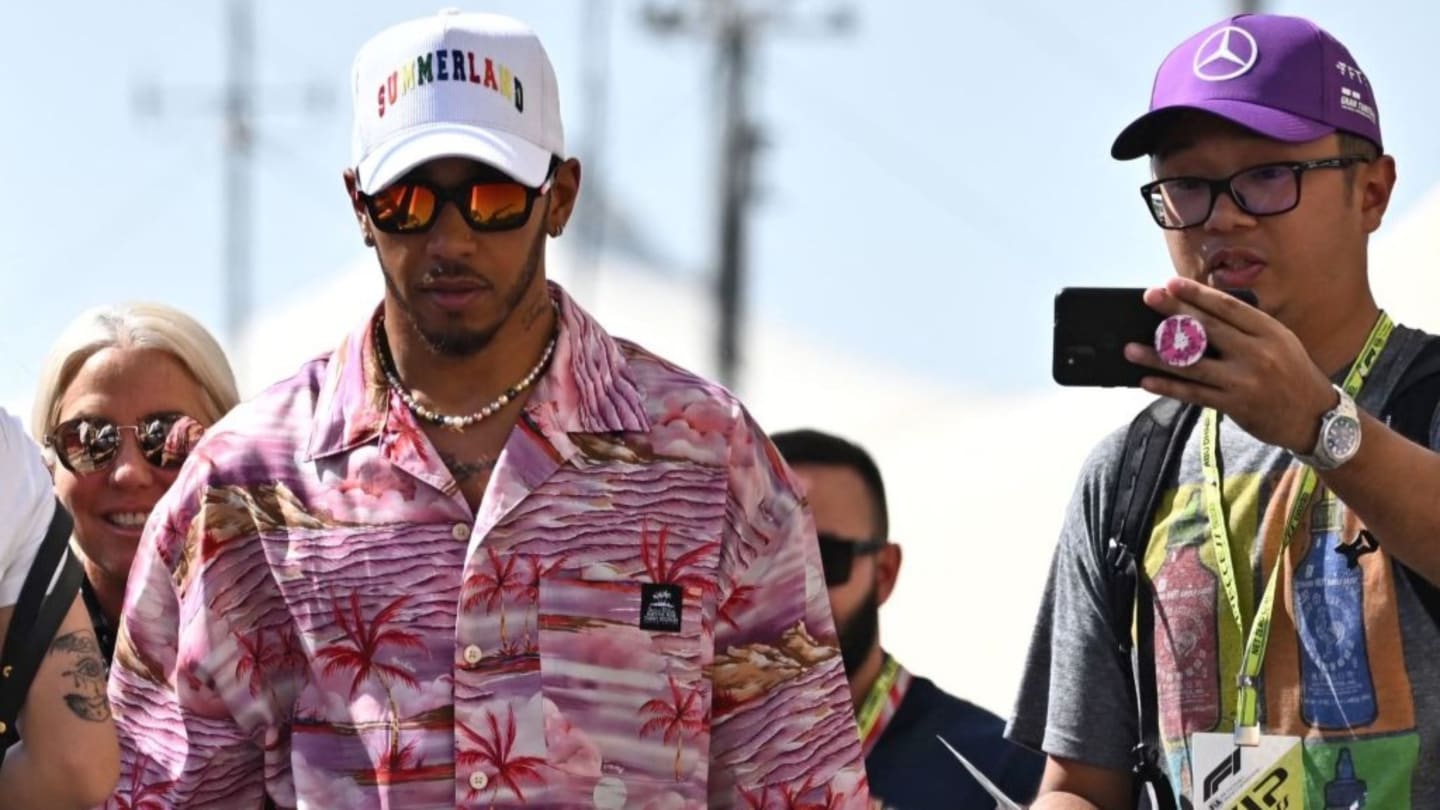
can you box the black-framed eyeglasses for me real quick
[818,532,887,587]
[360,173,554,235]
[1140,155,1371,230]
[44,412,204,475]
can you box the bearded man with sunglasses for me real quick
[772,429,1043,809]
[1009,14,1440,810]
[103,10,870,810]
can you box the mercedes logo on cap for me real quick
[1193,26,1259,82]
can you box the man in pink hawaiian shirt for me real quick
[103,9,870,810]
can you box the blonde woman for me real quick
[31,303,239,662]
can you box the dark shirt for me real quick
[867,675,1043,809]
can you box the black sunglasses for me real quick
[1140,155,1370,230]
[360,173,555,235]
[45,412,204,475]
[818,532,887,587]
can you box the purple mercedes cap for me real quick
[1111,14,1382,160]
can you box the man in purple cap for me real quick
[1008,12,1440,810]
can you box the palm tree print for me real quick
[111,753,177,810]
[498,632,538,660]
[231,625,304,704]
[464,547,526,644]
[739,784,771,810]
[779,777,842,810]
[639,674,706,781]
[386,408,433,465]
[515,553,568,637]
[458,705,547,808]
[374,736,425,782]
[639,521,719,600]
[717,582,758,630]
[273,626,305,672]
[233,627,280,698]
[315,591,424,771]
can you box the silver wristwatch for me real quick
[1295,384,1362,470]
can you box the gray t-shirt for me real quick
[1007,324,1440,807]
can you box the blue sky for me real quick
[3,0,1438,417]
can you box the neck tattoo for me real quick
[440,450,497,484]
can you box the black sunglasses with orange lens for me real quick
[361,174,555,235]
[45,413,204,475]
[818,532,887,587]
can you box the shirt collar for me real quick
[528,282,650,437]
[304,282,649,461]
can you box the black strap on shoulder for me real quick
[1386,336,1440,441]
[0,499,84,761]
[1105,398,1199,649]
[1105,397,1197,810]
[1383,336,1440,629]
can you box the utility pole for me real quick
[713,6,753,391]
[644,0,852,389]
[134,0,331,348]
[1236,0,1263,12]
[576,0,614,303]
[224,0,254,352]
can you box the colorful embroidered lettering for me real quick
[377,50,526,117]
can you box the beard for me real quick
[837,581,881,678]
[380,219,547,357]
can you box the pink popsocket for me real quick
[1155,314,1206,367]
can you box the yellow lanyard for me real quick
[856,654,901,744]
[1201,311,1392,744]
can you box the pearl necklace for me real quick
[373,316,557,431]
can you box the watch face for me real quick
[1325,415,1363,458]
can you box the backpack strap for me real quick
[0,499,84,761]
[1104,397,1198,810]
[1385,335,1440,444]
[1105,398,1198,648]
[1382,336,1440,629]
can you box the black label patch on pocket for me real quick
[640,583,683,632]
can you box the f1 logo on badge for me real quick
[1203,748,1241,802]
[1191,733,1300,810]
[1238,768,1290,810]
[1203,753,1292,809]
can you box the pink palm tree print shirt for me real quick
[103,284,871,809]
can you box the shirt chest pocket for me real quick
[536,574,715,788]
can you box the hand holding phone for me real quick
[1052,286,1259,387]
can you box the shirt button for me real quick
[469,771,489,791]
[463,645,484,665]
[452,523,471,541]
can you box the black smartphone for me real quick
[1052,286,1260,387]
